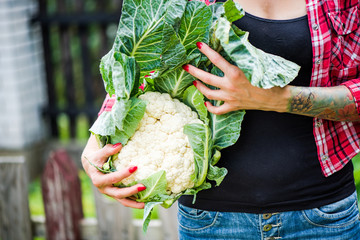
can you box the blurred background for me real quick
[0,0,359,240]
[0,0,177,239]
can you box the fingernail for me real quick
[182,64,189,72]
[204,102,208,107]
[144,75,150,78]
[150,70,155,74]
[113,143,122,148]
[137,186,146,191]
[129,166,138,173]
[193,80,197,87]
[196,42,203,49]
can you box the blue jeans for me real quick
[177,191,360,239]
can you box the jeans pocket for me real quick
[302,192,360,228]
[178,204,219,231]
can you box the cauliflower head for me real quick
[113,91,203,194]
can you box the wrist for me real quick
[260,85,291,113]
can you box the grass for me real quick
[352,154,360,202]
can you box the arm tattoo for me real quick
[287,86,360,122]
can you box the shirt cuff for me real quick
[341,79,360,115]
[98,94,116,116]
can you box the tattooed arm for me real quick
[184,42,360,122]
[287,86,360,122]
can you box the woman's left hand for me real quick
[182,42,289,115]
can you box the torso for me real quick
[178,0,356,213]
[234,0,307,20]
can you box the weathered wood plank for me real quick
[0,156,32,240]
[41,149,84,240]
[92,185,135,240]
[158,202,179,240]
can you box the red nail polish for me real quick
[193,80,197,87]
[113,143,122,148]
[137,186,146,191]
[182,64,189,72]
[144,75,150,78]
[204,102,208,107]
[129,166,138,173]
[196,42,203,49]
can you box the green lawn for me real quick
[352,154,360,202]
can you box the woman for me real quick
[82,0,360,238]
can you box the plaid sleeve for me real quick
[98,94,116,116]
[341,79,360,115]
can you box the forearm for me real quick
[283,85,360,122]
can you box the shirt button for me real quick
[316,59,321,65]
[263,213,272,219]
[322,155,329,161]
[316,121,323,127]
[263,224,272,231]
[312,23,319,30]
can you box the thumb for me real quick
[95,142,123,164]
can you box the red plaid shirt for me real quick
[307,0,360,176]
[98,0,360,177]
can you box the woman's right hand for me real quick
[81,134,146,209]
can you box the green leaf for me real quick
[89,111,116,136]
[223,0,245,23]
[99,51,116,96]
[113,52,140,98]
[178,1,212,55]
[208,66,245,150]
[207,164,227,186]
[111,98,132,132]
[90,97,146,146]
[136,170,168,202]
[160,23,187,71]
[183,85,209,124]
[184,181,212,204]
[184,123,212,187]
[210,110,245,149]
[110,98,147,145]
[154,65,195,98]
[112,0,168,76]
[142,202,163,233]
[164,0,188,31]
[211,149,221,165]
[215,17,300,88]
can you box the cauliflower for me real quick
[113,91,203,194]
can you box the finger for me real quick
[196,42,233,75]
[205,101,235,115]
[92,165,138,187]
[195,80,226,101]
[183,65,223,88]
[118,198,145,209]
[94,143,122,164]
[101,183,146,200]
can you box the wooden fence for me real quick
[33,0,123,138]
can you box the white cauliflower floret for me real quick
[113,91,202,194]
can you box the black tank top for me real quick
[179,9,355,213]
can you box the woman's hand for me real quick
[81,135,146,209]
[183,42,289,115]
[184,42,360,121]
